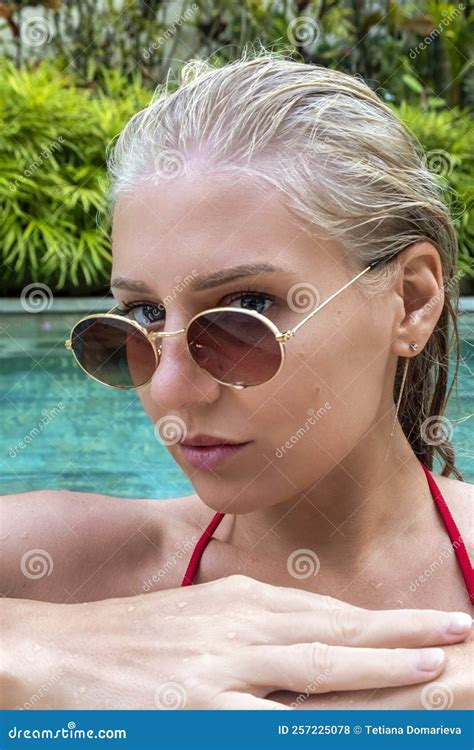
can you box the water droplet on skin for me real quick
[33,643,42,652]
[177,601,188,609]
[227,631,236,639]
[182,657,189,662]
[126,605,135,612]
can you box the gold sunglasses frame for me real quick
[64,256,395,391]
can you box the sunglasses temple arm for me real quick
[287,264,373,337]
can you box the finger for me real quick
[241,642,447,693]
[216,691,293,710]
[253,608,472,648]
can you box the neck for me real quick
[229,423,431,576]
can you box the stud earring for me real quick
[409,342,419,351]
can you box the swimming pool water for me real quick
[0,310,473,497]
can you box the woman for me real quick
[2,50,473,711]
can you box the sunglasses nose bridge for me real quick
[147,327,187,361]
[148,328,186,341]
[145,323,248,391]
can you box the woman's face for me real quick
[111,173,397,513]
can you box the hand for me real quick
[296,628,473,710]
[3,576,472,710]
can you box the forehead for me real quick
[111,173,320,280]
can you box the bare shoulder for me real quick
[139,492,219,593]
[0,488,210,603]
[159,491,217,529]
[432,472,474,558]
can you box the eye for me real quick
[117,301,165,328]
[222,291,274,315]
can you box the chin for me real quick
[188,472,285,515]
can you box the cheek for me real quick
[247,321,387,469]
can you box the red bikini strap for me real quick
[420,462,474,604]
[181,512,226,586]
[181,466,474,602]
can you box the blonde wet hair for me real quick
[107,47,463,479]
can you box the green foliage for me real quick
[0,58,472,295]
[0,59,151,294]
[394,101,474,279]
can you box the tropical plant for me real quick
[0,58,472,296]
[0,59,151,294]
[395,100,474,282]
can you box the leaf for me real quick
[401,74,424,94]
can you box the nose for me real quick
[147,324,221,409]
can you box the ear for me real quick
[391,242,444,358]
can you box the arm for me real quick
[2,493,472,710]
[0,490,172,602]
[1,598,66,710]
[1,577,472,710]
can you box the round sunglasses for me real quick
[64,253,399,390]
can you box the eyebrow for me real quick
[110,263,290,294]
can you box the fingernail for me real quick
[445,612,472,636]
[417,648,445,672]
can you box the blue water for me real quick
[0,311,472,497]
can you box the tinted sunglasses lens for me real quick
[187,310,282,386]
[71,317,156,388]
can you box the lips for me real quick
[178,438,252,469]
[181,433,246,447]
